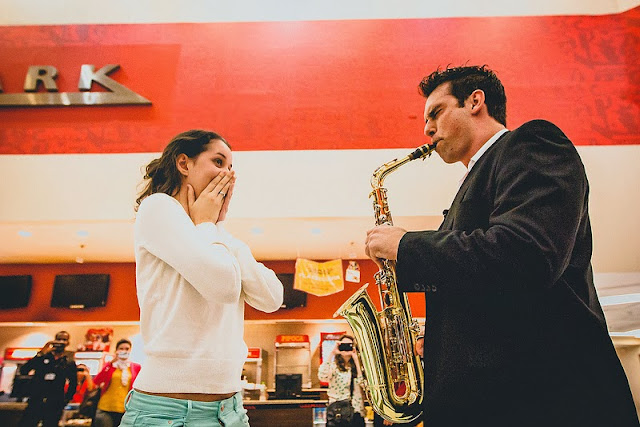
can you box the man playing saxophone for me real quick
[364,65,639,427]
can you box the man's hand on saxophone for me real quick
[365,224,408,266]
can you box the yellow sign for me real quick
[294,258,344,296]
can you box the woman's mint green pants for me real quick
[119,390,249,427]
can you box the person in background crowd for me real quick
[18,331,77,427]
[318,334,366,427]
[120,129,284,427]
[365,65,640,426]
[69,363,95,404]
[93,338,141,427]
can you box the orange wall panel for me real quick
[245,259,425,320]
[0,263,138,322]
[0,260,426,322]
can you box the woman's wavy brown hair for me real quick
[135,129,230,211]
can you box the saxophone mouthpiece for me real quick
[408,143,437,160]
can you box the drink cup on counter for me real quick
[259,382,268,401]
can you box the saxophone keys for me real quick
[409,320,420,334]
[384,292,393,306]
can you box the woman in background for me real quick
[120,129,283,427]
[318,334,366,427]
[93,338,141,427]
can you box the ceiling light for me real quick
[310,228,322,235]
[76,230,89,237]
[18,230,32,237]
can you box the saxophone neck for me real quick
[371,143,437,188]
[371,157,411,189]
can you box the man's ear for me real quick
[176,154,190,177]
[469,89,485,114]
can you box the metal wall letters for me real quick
[0,64,151,107]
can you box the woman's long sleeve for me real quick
[135,194,241,305]
[217,223,284,312]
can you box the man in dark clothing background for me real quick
[18,330,77,427]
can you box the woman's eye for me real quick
[214,158,223,166]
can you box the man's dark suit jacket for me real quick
[396,120,639,426]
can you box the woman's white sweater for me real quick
[133,193,283,394]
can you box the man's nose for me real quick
[424,122,436,137]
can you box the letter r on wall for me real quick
[24,66,59,92]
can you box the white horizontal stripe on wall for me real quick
[0,144,639,269]
[1,0,639,26]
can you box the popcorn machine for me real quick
[274,335,311,388]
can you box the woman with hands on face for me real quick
[122,130,284,427]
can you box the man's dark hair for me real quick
[115,338,132,350]
[418,65,507,126]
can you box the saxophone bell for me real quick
[335,144,434,423]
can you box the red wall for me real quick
[0,260,426,322]
[1,7,639,154]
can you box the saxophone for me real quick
[334,143,437,423]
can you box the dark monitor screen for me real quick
[277,273,307,309]
[275,373,302,399]
[0,275,32,309]
[51,274,110,308]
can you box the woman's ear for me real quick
[176,154,190,177]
